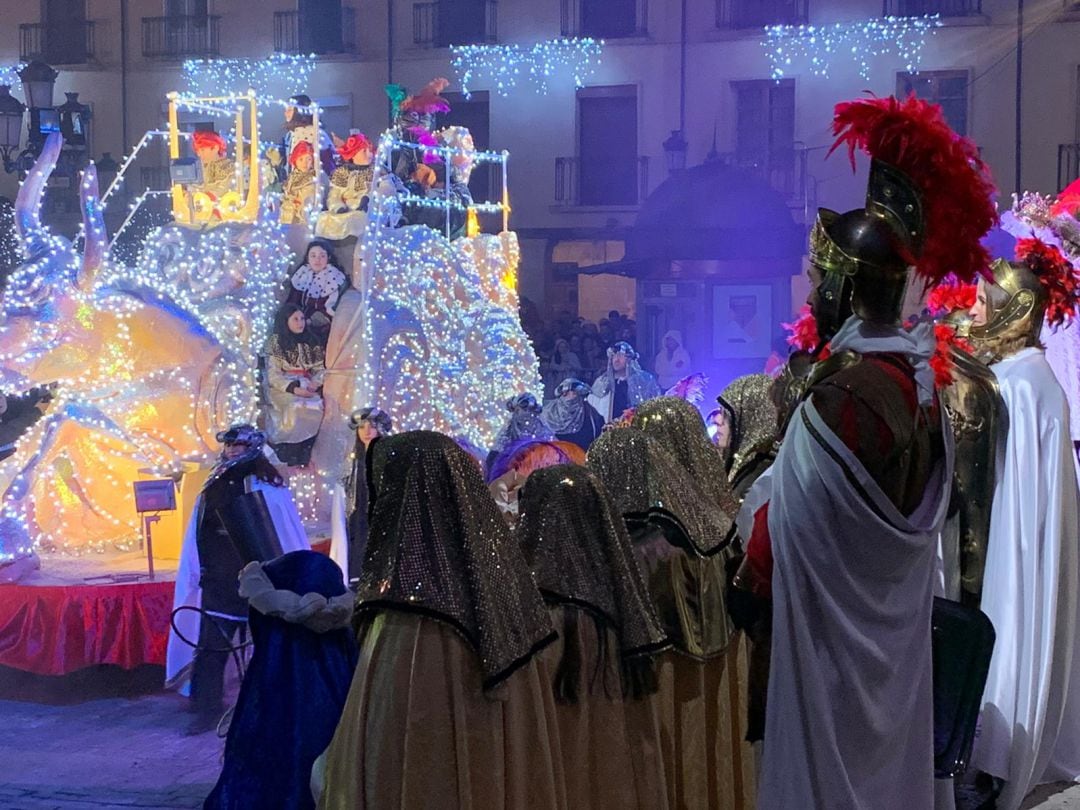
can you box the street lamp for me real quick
[18,61,58,112]
[0,85,26,174]
[18,61,59,154]
[663,129,688,175]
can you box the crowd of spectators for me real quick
[520,299,643,399]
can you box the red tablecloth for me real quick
[0,580,175,675]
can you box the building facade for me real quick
[1,0,1078,323]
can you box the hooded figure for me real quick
[487,393,553,468]
[204,551,357,810]
[317,432,565,810]
[654,330,692,390]
[587,428,752,810]
[517,465,671,809]
[542,378,605,451]
[715,374,780,499]
[590,342,662,423]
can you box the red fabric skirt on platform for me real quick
[0,581,175,675]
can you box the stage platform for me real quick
[0,538,331,702]
[0,551,177,678]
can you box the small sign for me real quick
[133,479,177,513]
[659,283,678,298]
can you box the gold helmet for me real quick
[970,238,1080,362]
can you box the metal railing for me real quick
[1060,143,1080,192]
[141,15,220,59]
[19,21,96,64]
[561,0,648,38]
[555,156,650,207]
[274,7,358,55]
[717,0,808,28]
[882,0,981,15]
[413,1,498,47]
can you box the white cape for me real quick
[972,347,1080,809]
[164,477,311,693]
[759,399,953,810]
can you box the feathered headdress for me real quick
[926,276,978,317]
[830,94,998,286]
[1015,237,1080,327]
[664,373,707,404]
[782,305,822,353]
[1050,177,1080,219]
[385,84,408,118]
[400,77,451,115]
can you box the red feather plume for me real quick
[1014,237,1080,327]
[926,277,977,316]
[829,95,998,287]
[1050,177,1080,219]
[782,305,821,353]
[930,323,974,389]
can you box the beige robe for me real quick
[318,612,568,810]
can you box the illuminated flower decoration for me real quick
[1015,237,1080,328]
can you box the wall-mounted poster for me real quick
[712,284,772,359]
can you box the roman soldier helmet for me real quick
[971,237,1080,361]
[810,95,997,338]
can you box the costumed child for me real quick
[280,141,322,225]
[190,130,236,220]
[316,133,374,240]
[285,239,347,339]
[264,304,326,467]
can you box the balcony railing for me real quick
[555,156,650,207]
[883,0,981,15]
[142,16,221,59]
[561,0,648,38]
[413,1,498,47]
[717,0,808,28]
[1060,144,1080,192]
[274,7,358,55]
[19,21,96,65]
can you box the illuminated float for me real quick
[0,83,540,577]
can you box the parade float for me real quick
[0,82,540,583]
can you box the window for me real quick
[297,0,346,54]
[897,71,969,136]
[165,0,208,15]
[563,0,645,39]
[42,0,90,63]
[577,86,638,206]
[437,0,494,47]
[717,0,808,29]
[733,80,795,165]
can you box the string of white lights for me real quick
[762,14,942,80]
[451,37,604,97]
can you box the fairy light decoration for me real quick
[763,15,942,80]
[451,37,604,97]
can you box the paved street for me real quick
[1,688,1078,809]
[0,691,223,809]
